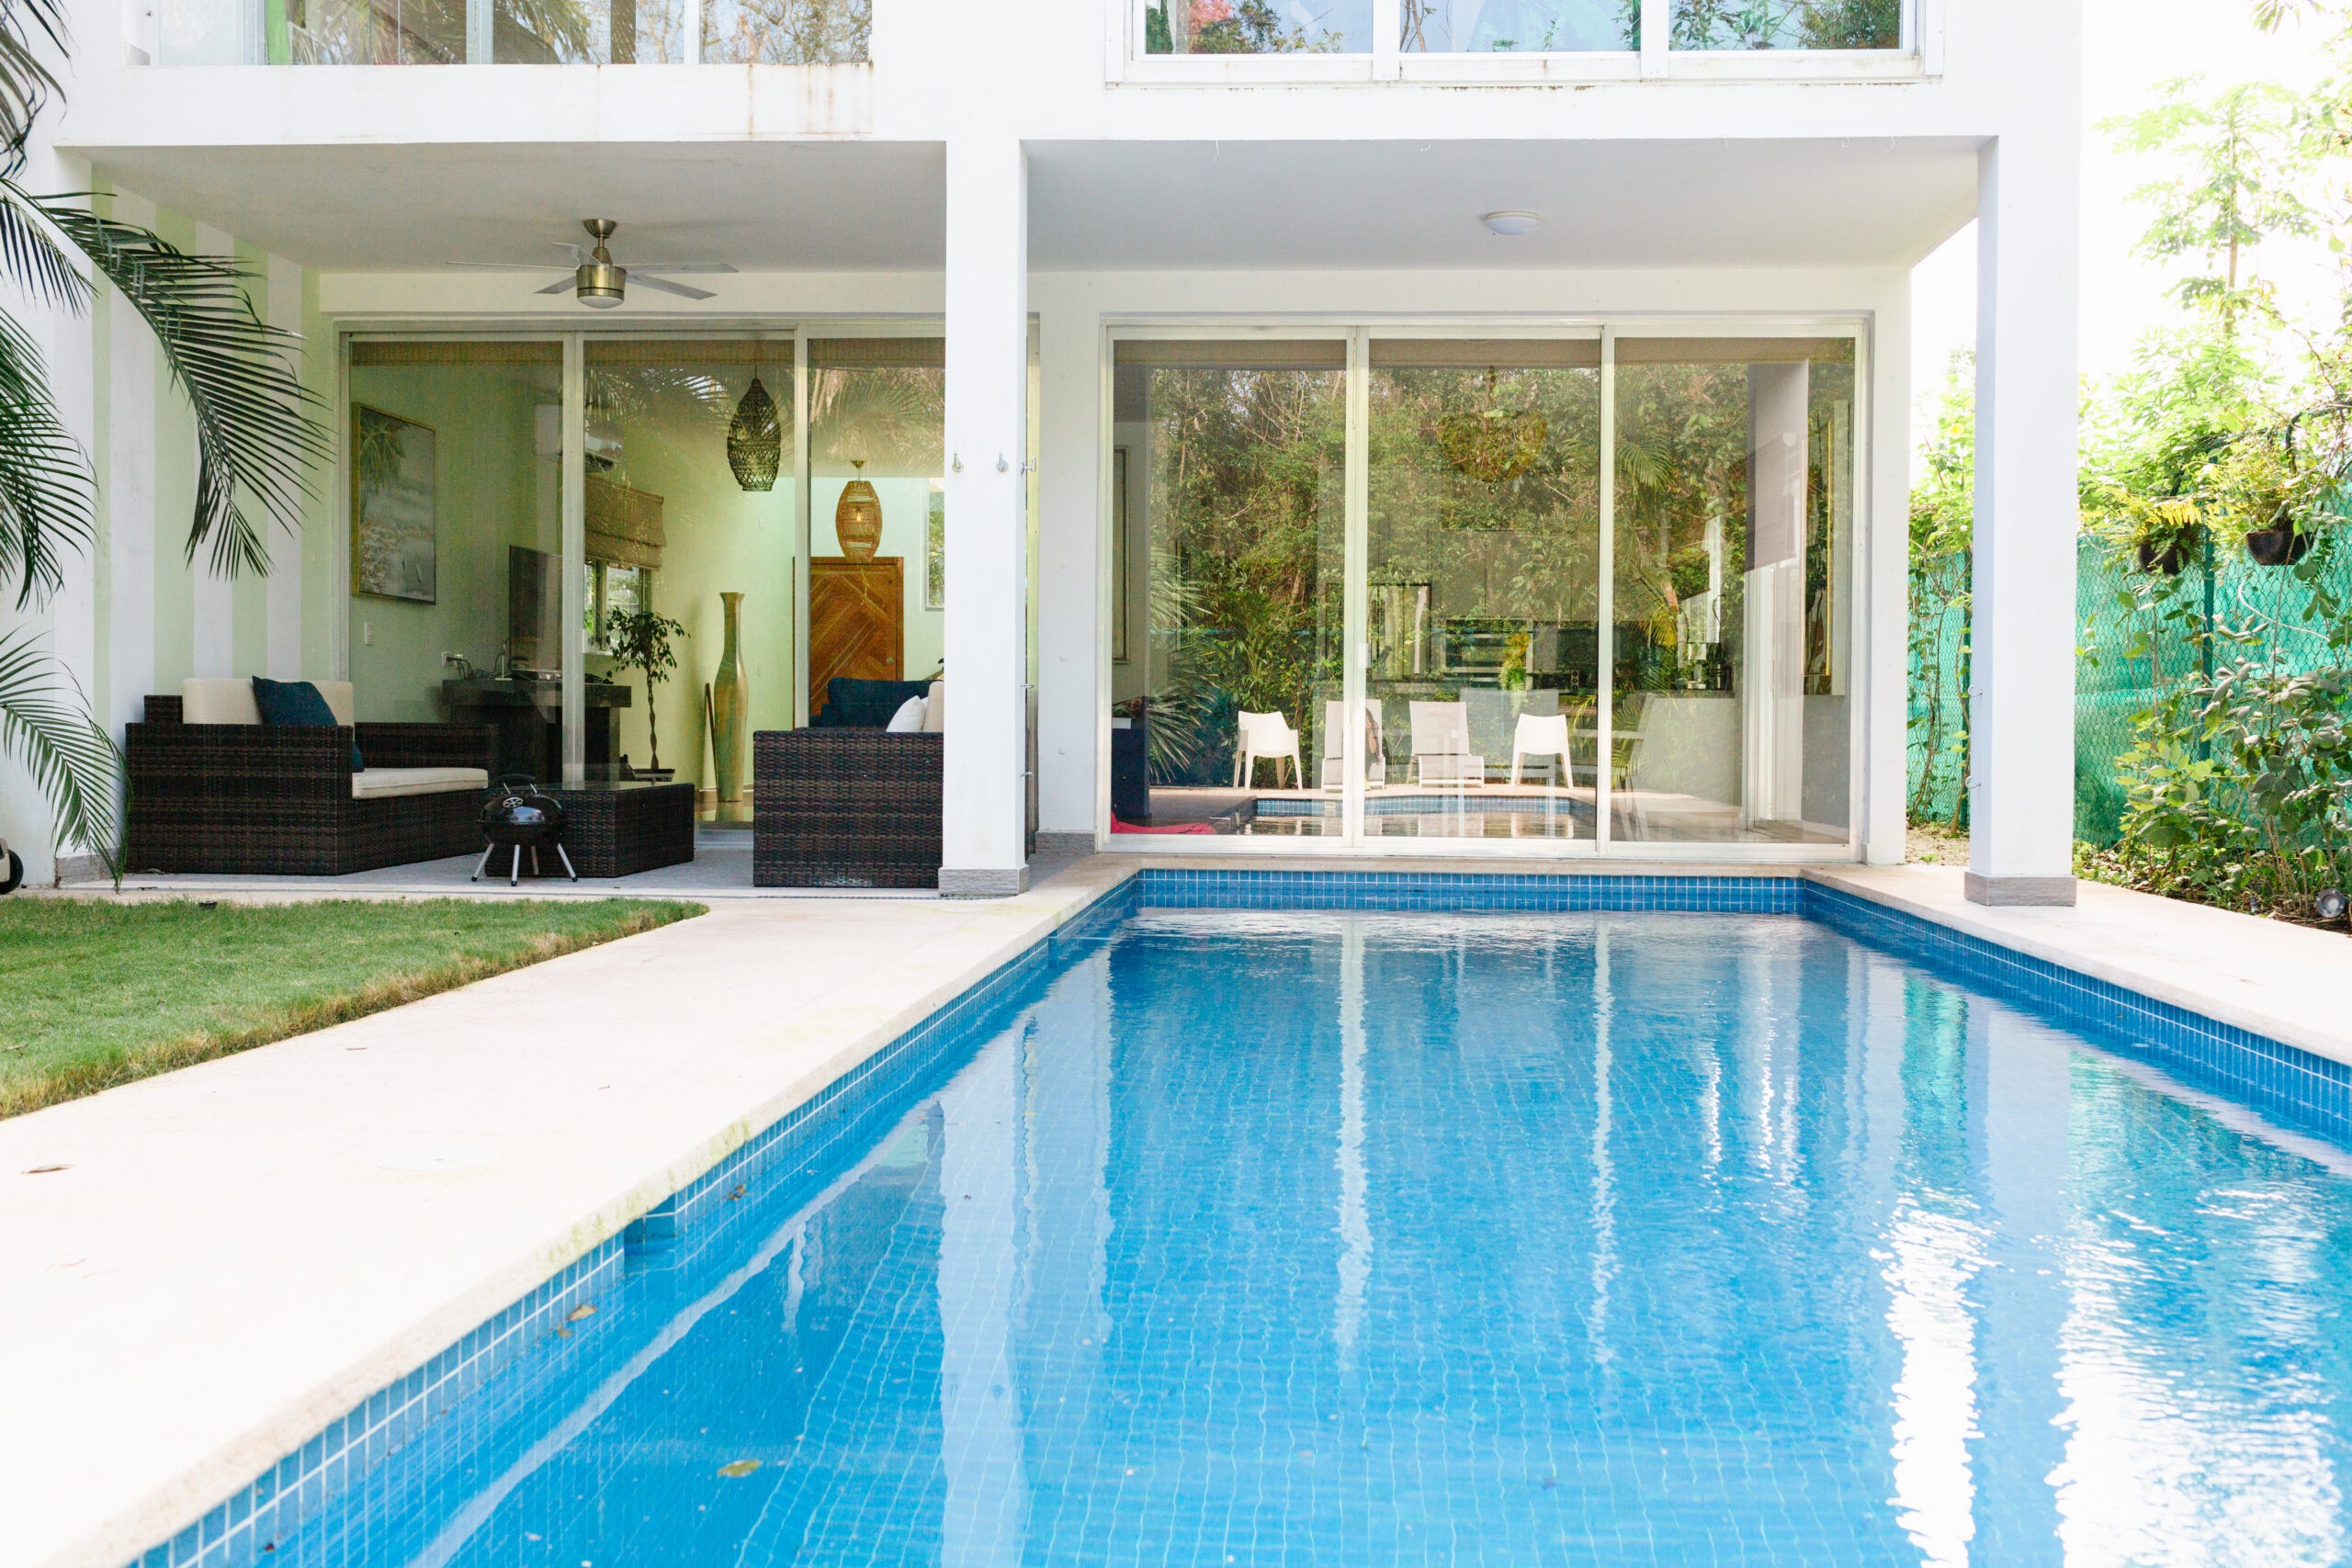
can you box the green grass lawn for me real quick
[0,897,703,1117]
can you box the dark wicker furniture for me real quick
[753,729,942,889]
[531,782,695,879]
[126,695,494,876]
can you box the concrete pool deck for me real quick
[5,856,2351,1568]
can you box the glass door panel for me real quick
[1611,338,1855,845]
[1108,340,1347,837]
[807,338,947,724]
[585,338,797,819]
[347,339,564,776]
[1363,338,1602,842]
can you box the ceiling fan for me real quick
[452,220,737,308]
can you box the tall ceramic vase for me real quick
[709,592,750,807]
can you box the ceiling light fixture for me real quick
[1482,210,1541,238]
[574,218,628,309]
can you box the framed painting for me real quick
[352,404,436,604]
[925,481,946,610]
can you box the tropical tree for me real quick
[0,0,326,878]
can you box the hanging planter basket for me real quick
[2245,525,2314,567]
[2135,536,2196,576]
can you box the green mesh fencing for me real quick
[1908,536,2352,843]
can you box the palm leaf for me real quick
[0,303,92,606]
[0,626,119,880]
[0,0,64,175]
[8,181,330,578]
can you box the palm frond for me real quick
[0,305,92,606]
[0,184,89,309]
[0,0,65,176]
[0,626,119,880]
[10,182,330,578]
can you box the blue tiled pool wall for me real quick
[124,919,1091,1568]
[1134,865,1804,914]
[129,865,2352,1568]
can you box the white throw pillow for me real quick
[922,681,945,733]
[886,694,928,733]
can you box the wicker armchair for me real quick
[752,729,943,889]
[126,694,496,875]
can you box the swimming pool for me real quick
[141,881,2352,1566]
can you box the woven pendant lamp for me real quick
[727,377,782,491]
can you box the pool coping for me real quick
[16,855,2352,1568]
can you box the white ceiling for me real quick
[1024,138,1982,271]
[84,141,950,271]
[86,134,1978,276]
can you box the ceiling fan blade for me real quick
[632,273,717,300]
[622,262,738,275]
[536,276,577,295]
[446,262,570,272]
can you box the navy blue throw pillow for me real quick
[252,677,363,772]
[820,677,930,728]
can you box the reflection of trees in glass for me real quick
[1670,0,1897,50]
[1369,367,1602,669]
[587,367,739,494]
[704,0,869,62]
[1145,368,1344,781]
[1398,0,1637,52]
[284,0,597,62]
[809,367,944,475]
[1144,0,1344,53]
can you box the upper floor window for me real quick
[157,0,867,63]
[1136,0,1912,63]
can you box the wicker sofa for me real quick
[126,680,494,876]
[753,680,944,888]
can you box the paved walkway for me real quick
[6,856,2350,1568]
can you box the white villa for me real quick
[4,0,2080,903]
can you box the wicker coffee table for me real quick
[529,781,695,879]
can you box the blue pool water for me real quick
[187,902,2352,1567]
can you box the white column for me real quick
[1864,274,1912,864]
[1032,281,1099,843]
[1969,121,2080,905]
[941,136,1031,895]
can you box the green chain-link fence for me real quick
[1907,536,2352,843]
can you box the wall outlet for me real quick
[363,620,374,646]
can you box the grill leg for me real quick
[530,845,542,878]
[556,843,578,882]
[470,843,495,883]
[509,844,522,887]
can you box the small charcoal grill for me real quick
[474,775,579,886]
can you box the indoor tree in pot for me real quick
[605,606,688,780]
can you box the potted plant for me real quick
[2122,500,2203,576]
[605,606,688,780]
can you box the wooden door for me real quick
[808,557,904,714]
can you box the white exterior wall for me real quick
[19,0,2078,889]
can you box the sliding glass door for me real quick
[1103,324,1861,857]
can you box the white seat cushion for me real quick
[350,766,488,800]
[182,678,356,728]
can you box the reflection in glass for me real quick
[807,339,947,718]
[1400,0,1633,52]
[220,0,875,62]
[1366,340,1602,840]
[1142,0,1370,53]
[1108,341,1346,836]
[1611,337,1854,843]
[702,0,869,62]
[585,340,796,809]
[1669,0,1899,50]
[348,341,567,778]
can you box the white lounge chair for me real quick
[1408,700,1484,787]
[1233,709,1304,789]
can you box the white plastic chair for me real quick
[1510,712,1573,785]
[1408,700,1484,787]
[1233,709,1303,789]
[1319,698,1386,790]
